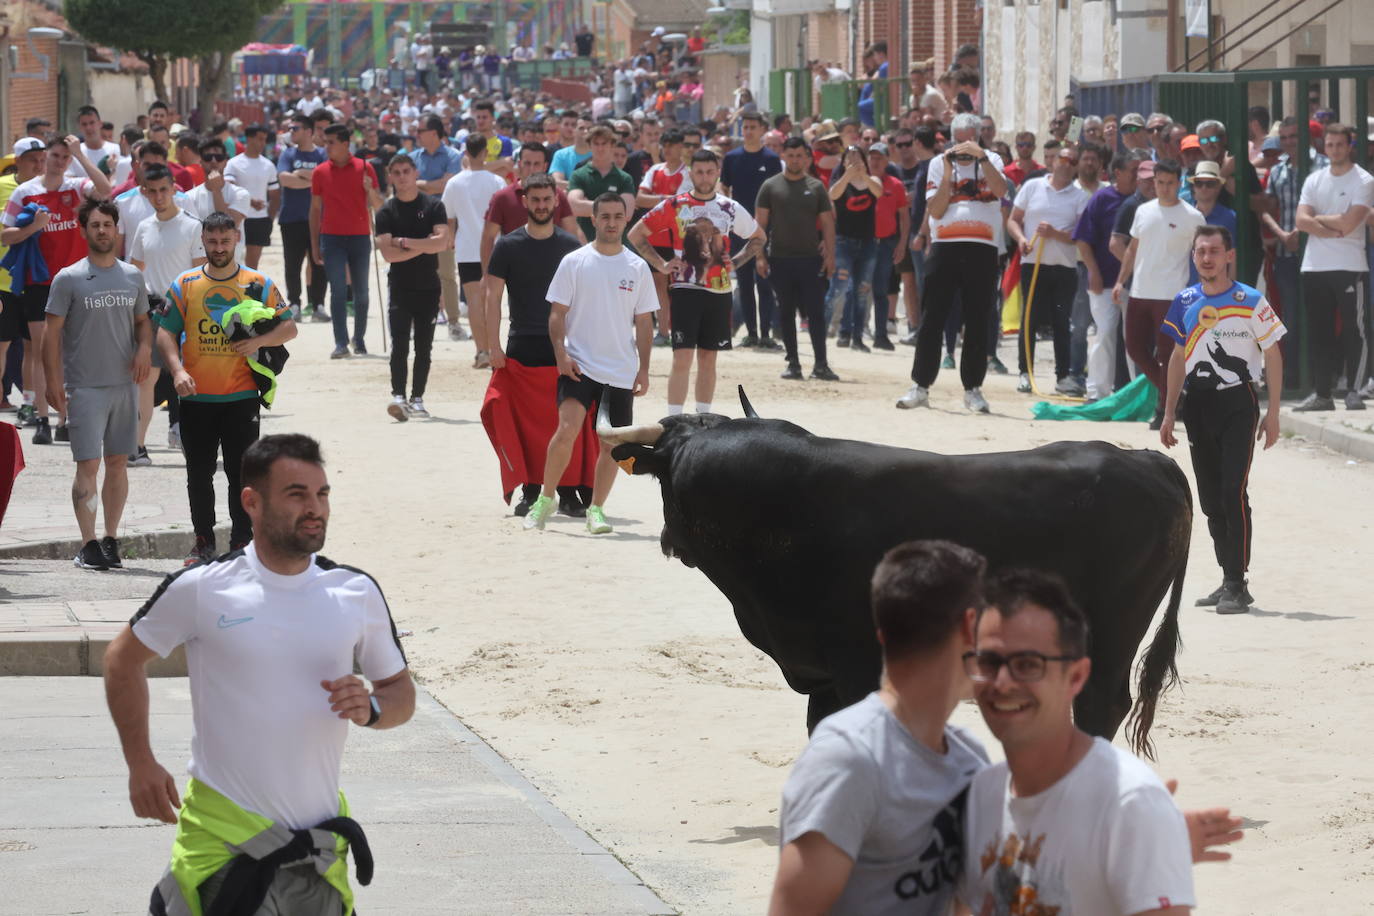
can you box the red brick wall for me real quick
[9,35,60,144]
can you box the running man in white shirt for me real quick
[441,135,506,368]
[224,124,281,269]
[103,433,415,914]
[961,568,1200,916]
[524,192,658,535]
[127,164,206,467]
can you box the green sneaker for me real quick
[522,494,555,531]
[585,505,612,535]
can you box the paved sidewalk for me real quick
[0,677,675,915]
[1278,403,1374,462]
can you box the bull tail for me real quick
[1127,468,1192,760]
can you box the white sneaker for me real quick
[1360,377,1374,399]
[964,388,990,414]
[387,395,410,422]
[895,384,930,409]
[167,422,182,453]
[1017,372,1032,393]
[473,350,491,370]
[449,324,469,341]
[408,397,430,418]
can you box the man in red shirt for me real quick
[868,143,909,350]
[1003,132,1043,188]
[1,138,112,444]
[311,125,383,359]
[479,142,580,269]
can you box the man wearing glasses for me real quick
[961,569,1202,915]
[769,541,1240,915]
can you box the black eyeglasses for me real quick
[962,650,1081,683]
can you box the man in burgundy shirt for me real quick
[479,142,581,270]
[311,125,384,358]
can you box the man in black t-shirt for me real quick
[485,173,587,517]
[374,154,450,422]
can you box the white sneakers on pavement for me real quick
[964,388,990,414]
[895,384,930,409]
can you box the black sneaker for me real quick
[1197,580,1253,607]
[1293,393,1335,412]
[837,334,851,348]
[738,333,759,348]
[811,365,840,382]
[558,494,587,518]
[330,346,351,359]
[99,536,124,569]
[512,494,533,517]
[74,540,109,571]
[184,535,214,567]
[757,336,783,351]
[1216,580,1253,615]
[54,424,70,443]
[872,338,895,351]
[353,340,368,356]
[780,365,803,380]
[851,338,871,353]
[32,418,52,445]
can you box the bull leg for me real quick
[806,687,841,734]
[1073,673,1132,741]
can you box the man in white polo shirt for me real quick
[1008,145,1091,396]
[103,433,415,914]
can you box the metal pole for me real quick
[1205,0,1214,70]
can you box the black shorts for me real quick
[896,248,914,276]
[0,290,26,342]
[556,374,633,426]
[458,261,483,284]
[243,217,273,247]
[669,286,733,351]
[506,335,556,367]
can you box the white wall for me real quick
[89,70,156,130]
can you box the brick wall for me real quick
[9,34,59,144]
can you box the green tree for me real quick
[65,0,283,115]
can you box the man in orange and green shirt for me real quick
[156,212,296,564]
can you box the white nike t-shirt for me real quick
[132,544,408,829]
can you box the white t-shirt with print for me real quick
[441,169,506,262]
[961,738,1196,916]
[925,150,1007,247]
[1128,198,1206,299]
[67,140,122,178]
[545,243,658,389]
[128,209,206,298]
[223,153,280,219]
[1013,176,1091,267]
[1299,163,1374,273]
[131,544,408,830]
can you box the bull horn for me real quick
[738,385,760,419]
[596,398,664,446]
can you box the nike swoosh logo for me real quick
[217,614,254,629]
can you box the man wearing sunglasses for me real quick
[770,541,1241,915]
[1120,113,1151,155]
[1146,113,1173,160]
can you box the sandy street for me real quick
[178,242,1374,913]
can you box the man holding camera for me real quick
[897,113,1008,414]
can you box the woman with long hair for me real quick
[826,145,883,350]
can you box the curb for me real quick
[1279,409,1374,462]
[0,630,187,677]
[418,690,678,915]
[0,524,230,562]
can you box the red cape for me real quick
[0,422,25,527]
[480,359,600,503]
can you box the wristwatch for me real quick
[364,694,381,727]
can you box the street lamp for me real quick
[11,26,65,81]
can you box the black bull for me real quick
[601,393,1193,756]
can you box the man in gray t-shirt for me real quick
[771,541,989,915]
[42,200,152,571]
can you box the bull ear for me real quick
[609,443,667,477]
[738,385,761,419]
